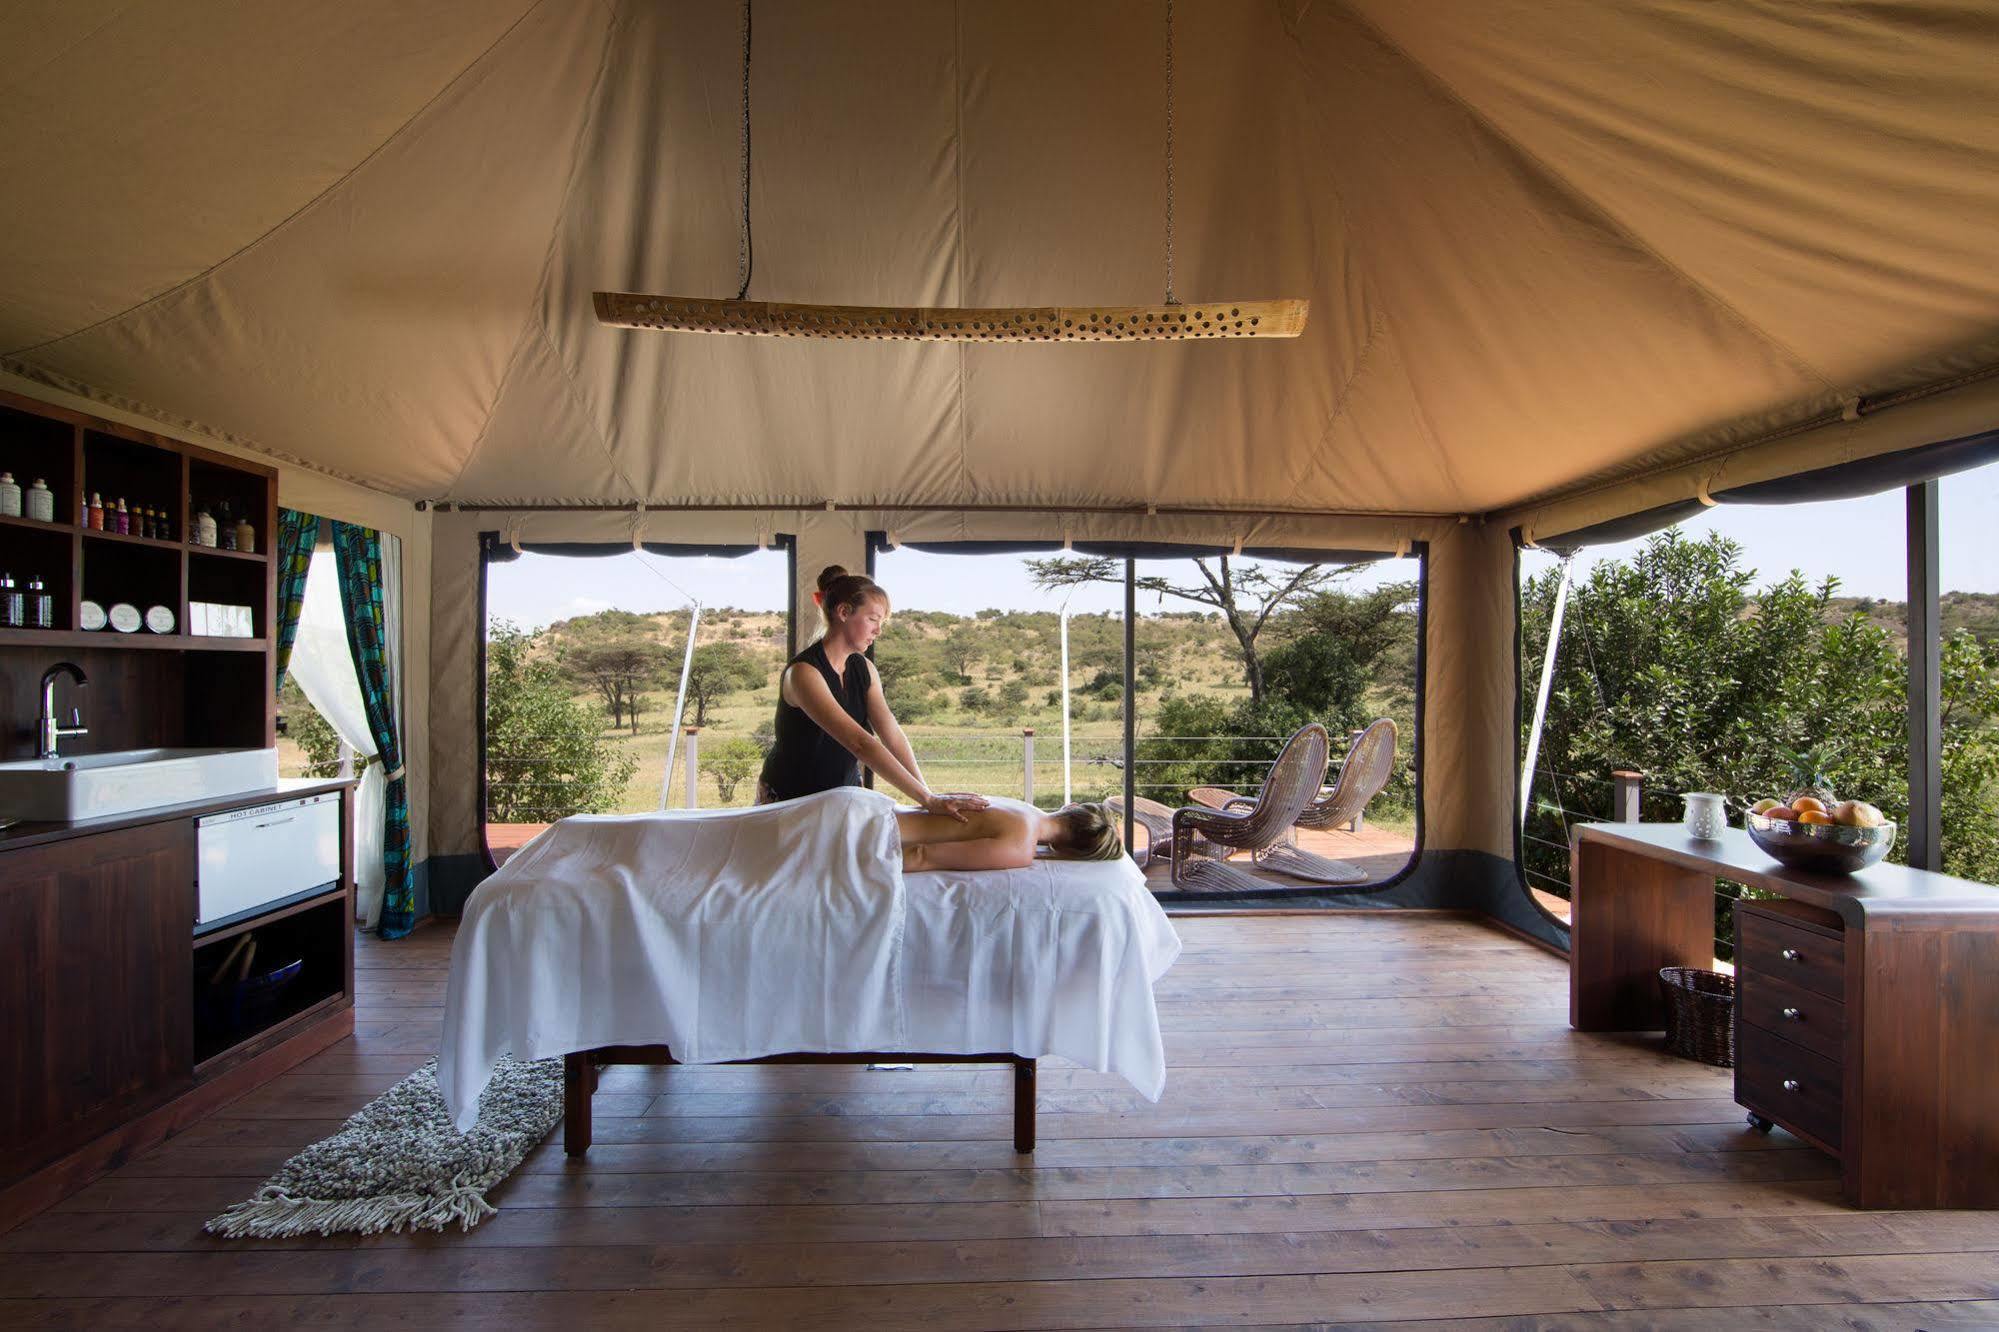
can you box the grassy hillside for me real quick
[503,601,1420,828]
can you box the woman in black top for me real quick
[758,566,986,821]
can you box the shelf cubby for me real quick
[0,402,79,524]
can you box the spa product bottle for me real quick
[87,493,104,530]
[114,498,129,534]
[194,504,217,548]
[26,478,53,522]
[234,511,255,554]
[0,473,18,517]
[25,576,50,629]
[218,502,236,551]
[156,508,173,542]
[0,575,20,629]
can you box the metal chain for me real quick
[736,0,754,301]
[1163,0,1177,305]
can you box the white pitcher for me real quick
[1681,792,1726,840]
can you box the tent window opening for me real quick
[1515,471,1999,950]
[478,540,794,869]
[868,542,1423,900]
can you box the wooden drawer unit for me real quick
[1735,902,1845,1001]
[1738,966,1846,1062]
[1736,1020,1843,1152]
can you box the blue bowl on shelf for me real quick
[1744,811,1894,874]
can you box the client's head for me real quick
[1045,803,1125,861]
[816,565,891,642]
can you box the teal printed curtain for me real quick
[331,521,414,938]
[273,509,318,692]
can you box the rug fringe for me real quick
[204,1185,497,1238]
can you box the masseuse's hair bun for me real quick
[817,565,849,593]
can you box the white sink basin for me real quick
[0,747,279,823]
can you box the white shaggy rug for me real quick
[205,1056,562,1239]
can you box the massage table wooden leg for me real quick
[563,1052,593,1156]
[1013,1057,1036,1153]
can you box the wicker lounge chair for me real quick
[1166,723,1331,893]
[1187,718,1398,885]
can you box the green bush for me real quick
[486,620,638,823]
[699,737,764,804]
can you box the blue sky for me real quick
[490,465,1999,630]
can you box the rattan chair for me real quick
[1168,723,1331,892]
[1187,718,1398,885]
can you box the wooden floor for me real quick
[4,913,1998,1328]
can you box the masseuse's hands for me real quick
[923,791,990,823]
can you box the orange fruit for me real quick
[1792,796,1828,815]
[1798,809,1834,825]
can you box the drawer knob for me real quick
[1780,948,1802,962]
[1782,1006,1802,1021]
[1782,1078,1801,1092]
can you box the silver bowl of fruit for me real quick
[1744,796,1894,874]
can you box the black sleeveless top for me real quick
[758,641,874,801]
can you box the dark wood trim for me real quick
[0,777,352,852]
[565,1047,1038,1157]
[192,884,349,944]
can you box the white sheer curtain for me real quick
[290,547,387,927]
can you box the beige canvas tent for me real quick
[4,0,1998,942]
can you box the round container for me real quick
[1744,810,1895,874]
[107,602,141,633]
[1681,792,1726,840]
[79,600,106,631]
[144,604,175,634]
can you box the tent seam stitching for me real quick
[1333,1,1844,400]
[3,0,555,361]
[443,0,622,501]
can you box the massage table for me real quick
[439,792,1182,1149]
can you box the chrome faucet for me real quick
[38,662,88,760]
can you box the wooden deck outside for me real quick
[3,912,1996,1326]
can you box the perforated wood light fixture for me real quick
[595,0,1306,344]
[593,294,1307,342]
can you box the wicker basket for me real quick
[1659,967,1735,1067]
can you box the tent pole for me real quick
[659,601,702,810]
[1059,588,1076,805]
[1521,555,1574,826]
[1907,482,1942,870]
[1122,559,1137,853]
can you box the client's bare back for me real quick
[896,806,1038,873]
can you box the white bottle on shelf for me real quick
[0,473,19,518]
[195,504,218,548]
[25,478,53,522]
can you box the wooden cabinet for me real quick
[0,821,195,1179]
[0,784,354,1229]
[1572,821,1999,1209]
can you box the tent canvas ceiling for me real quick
[2,0,1996,531]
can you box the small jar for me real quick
[25,478,53,522]
[234,513,255,554]
[25,576,51,629]
[0,574,20,629]
[0,473,19,517]
[195,505,217,548]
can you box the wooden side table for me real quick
[1570,821,1999,1209]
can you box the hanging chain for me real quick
[1163,0,1177,306]
[736,0,754,301]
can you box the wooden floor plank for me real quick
[2,911,1995,1329]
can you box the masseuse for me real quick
[758,566,986,821]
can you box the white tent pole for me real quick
[659,600,702,811]
[1521,555,1575,826]
[1059,587,1077,805]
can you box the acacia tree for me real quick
[684,641,765,726]
[563,638,670,735]
[1027,554,1347,703]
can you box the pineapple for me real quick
[1779,746,1836,811]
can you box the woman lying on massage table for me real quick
[895,799,1127,871]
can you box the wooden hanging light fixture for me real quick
[594,0,1306,343]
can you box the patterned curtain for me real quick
[273,509,319,692]
[331,521,415,938]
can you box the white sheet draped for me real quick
[438,789,1180,1132]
